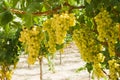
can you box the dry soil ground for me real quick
[12,42,90,80]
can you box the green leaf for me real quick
[12,0,19,7]
[86,63,93,73]
[85,4,94,17]
[23,13,33,27]
[41,6,47,12]
[76,66,86,73]
[115,42,120,53]
[115,3,120,13]
[68,0,77,5]
[86,0,91,4]
[0,11,13,25]
[78,15,85,23]
[27,2,42,13]
[0,47,6,62]
[0,1,4,12]
[3,0,10,8]
[65,34,72,42]
[56,44,64,50]
[61,6,69,12]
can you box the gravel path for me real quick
[12,43,90,80]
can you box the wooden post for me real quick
[89,73,91,80]
[60,52,62,65]
[39,57,43,80]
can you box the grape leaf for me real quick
[0,11,13,25]
[86,0,91,4]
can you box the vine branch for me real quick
[102,69,110,79]
[10,3,85,16]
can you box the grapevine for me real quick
[0,26,20,80]
[0,0,120,80]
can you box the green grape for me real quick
[108,59,120,80]
[73,25,103,62]
[43,12,76,53]
[95,53,105,63]
[93,63,105,78]
[94,9,112,42]
[19,26,43,64]
[0,65,13,80]
[94,9,120,79]
[94,9,119,57]
[72,24,106,78]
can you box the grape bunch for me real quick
[43,12,76,53]
[94,9,119,57]
[94,9,120,79]
[19,26,43,64]
[108,59,120,80]
[73,25,104,62]
[73,25,105,78]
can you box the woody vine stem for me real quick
[9,2,85,16]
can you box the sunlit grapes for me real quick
[43,12,76,53]
[19,26,43,64]
[94,9,119,57]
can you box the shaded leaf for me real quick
[56,44,64,50]
[0,11,13,25]
[86,63,93,73]
[27,2,42,13]
[12,0,19,7]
